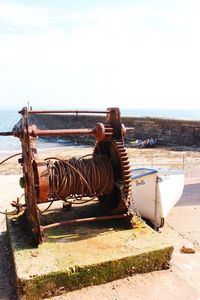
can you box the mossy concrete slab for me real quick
[7,204,173,299]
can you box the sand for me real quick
[0,145,200,179]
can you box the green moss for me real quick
[7,210,173,299]
[18,246,173,299]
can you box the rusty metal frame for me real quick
[19,107,42,244]
[41,214,129,231]
[0,106,134,245]
[28,110,111,114]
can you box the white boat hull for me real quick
[131,168,184,227]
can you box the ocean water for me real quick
[0,110,21,153]
[0,108,200,153]
[0,110,72,153]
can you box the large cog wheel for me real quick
[93,139,132,214]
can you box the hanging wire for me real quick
[0,152,22,166]
[37,201,54,213]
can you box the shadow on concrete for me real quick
[9,201,130,249]
[43,218,129,244]
[0,232,18,300]
[175,183,200,206]
[42,202,130,244]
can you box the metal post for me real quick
[182,154,185,170]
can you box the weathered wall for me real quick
[123,117,200,146]
[29,114,200,147]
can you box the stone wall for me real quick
[29,114,200,147]
[123,117,200,146]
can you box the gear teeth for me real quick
[124,176,131,181]
[124,178,132,183]
[104,126,113,139]
[115,140,132,212]
[123,167,131,172]
[93,138,132,214]
[115,141,124,146]
[122,160,131,165]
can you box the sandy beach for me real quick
[1,145,200,174]
[0,145,200,299]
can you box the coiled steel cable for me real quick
[45,155,114,202]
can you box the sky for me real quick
[0,0,200,110]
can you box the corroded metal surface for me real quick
[18,107,42,244]
[0,107,133,245]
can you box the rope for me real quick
[0,210,17,215]
[0,152,22,166]
[45,155,114,201]
[0,153,114,214]
[37,201,53,213]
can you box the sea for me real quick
[0,109,73,153]
[0,108,200,153]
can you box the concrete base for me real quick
[7,203,173,299]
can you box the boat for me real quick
[130,168,184,228]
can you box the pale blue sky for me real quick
[0,0,200,109]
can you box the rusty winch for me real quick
[0,107,134,245]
